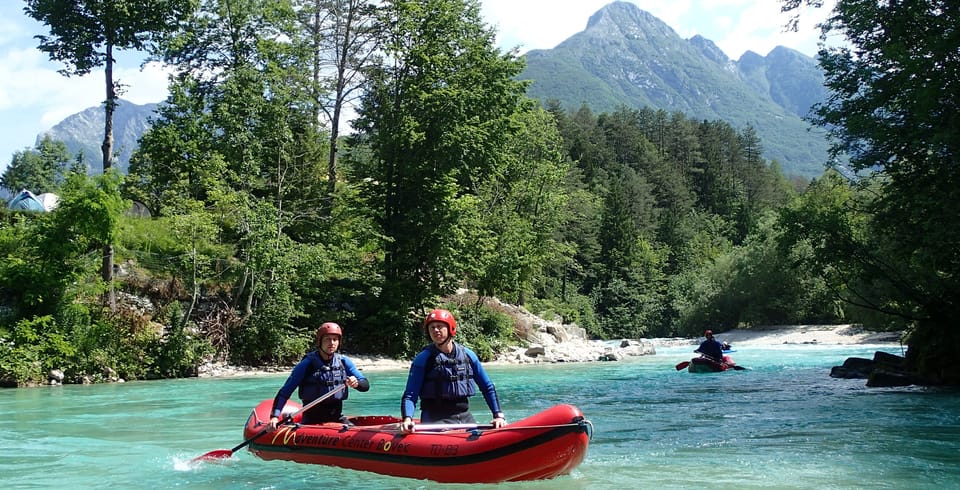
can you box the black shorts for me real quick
[419,398,474,424]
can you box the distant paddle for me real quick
[191,384,346,463]
[703,354,748,371]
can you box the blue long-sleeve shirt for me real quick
[271,351,367,419]
[695,338,725,361]
[401,342,502,419]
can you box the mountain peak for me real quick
[689,35,731,66]
[588,2,656,26]
[519,2,831,178]
[40,99,158,174]
[584,1,679,42]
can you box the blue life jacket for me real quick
[421,344,476,401]
[297,352,348,402]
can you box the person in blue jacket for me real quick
[695,329,725,361]
[400,309,507,433]
[269,322,369,428]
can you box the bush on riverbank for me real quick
[0,302,213,387]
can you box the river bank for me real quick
[198,324,904,377]
[8,342,956,489]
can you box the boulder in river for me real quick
[831,351,920,387]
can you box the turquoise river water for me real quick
[2,343,958,489]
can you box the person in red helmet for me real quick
[268,322,369,428]
[399,308,506,433]
[695,329,725,361]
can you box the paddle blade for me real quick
[675,361,690,371]
[191,449,233,463]
[731,365,747,371]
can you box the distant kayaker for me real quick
[400,308,507,433]
[268,322,369,428]
[695,329,725,361]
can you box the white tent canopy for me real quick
[36,193,60,212]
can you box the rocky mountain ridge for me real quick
[520,1,831,178]
[36,2,831,179]
[38,99,157,175]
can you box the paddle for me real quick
[701,353,748,371]
[675,361,691,371]
[191,384,346,463]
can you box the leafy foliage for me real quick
[0,316,71,386]
[0,173,212,385]
[1,136,73,194]
[780,0,960,383]
[352,0,531,317]
[15,0,944,386]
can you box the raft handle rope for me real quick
[413,419,594,439]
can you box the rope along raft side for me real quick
[242,399,592,483]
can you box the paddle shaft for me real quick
[230,425,271,453]
[238,383,346,449]
[699,353,747,370]
[198,384,346,460]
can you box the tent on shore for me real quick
[36,193,60,211]
[7,190,46,212]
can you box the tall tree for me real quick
[353,0,529,316]
[559,104,614,187]
[1,136,72,194]
[137,0,318,357]
[125,76,223,215]
[781,1,960,383]
[293,0,380,204]
[470,107,570,305]
[24,0,197,309]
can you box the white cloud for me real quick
[642,0,695,36]
[716,2,818,58]
[481,0,614,52]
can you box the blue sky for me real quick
[0,0,830,175]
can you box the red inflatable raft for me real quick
[677,355,744,373]
[242,399,593,483]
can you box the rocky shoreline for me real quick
[199,324,904,378]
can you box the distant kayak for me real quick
[688,356,732,373]
[676,355,746,373]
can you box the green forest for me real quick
[1,0,957,387]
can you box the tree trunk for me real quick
[101,43,116,311]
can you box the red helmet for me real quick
[316,322,343,342]
[424,309,457,336]
[704,329,714,337]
